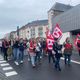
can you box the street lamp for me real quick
[17,26,19,39]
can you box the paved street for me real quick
[0,51,80,80]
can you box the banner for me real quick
[46,29,54,50]
[53,24,62,39]
[74,33,80,50]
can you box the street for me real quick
[0,51,80,80]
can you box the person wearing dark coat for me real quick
[53,40,62,71]
[2,39,9,60]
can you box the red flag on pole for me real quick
[52,24,62,39]
[74,33,80,50]
[46,29,54,50]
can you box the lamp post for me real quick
[17,26,19,39]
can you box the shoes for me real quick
[20,61,23,63]
[58,68,61,71]
[28,58,30,61]
[32,65,36,68]
[15,61,19,65]
[40,56,42,59]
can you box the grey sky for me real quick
[0,0,80,38]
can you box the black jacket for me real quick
[53,42,62,58]
[13,41,19,48]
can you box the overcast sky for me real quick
[0,0,80,38]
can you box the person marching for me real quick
[26,40,30,61]
[47,40,55,64]
[53,39,62,71]
[63,37,73,66]
[13,38,20,65]
[19,38,24,64]
[2,39,9,61]
[42,39,47,56]
[35,40,41,65]
[29,39,36,68]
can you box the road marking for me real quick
[0,55,18,77]
[1,63,10,67]
[0,55,3,59]
[0,59,3,60]
[3,67,13,71]
[61,57,80,65]
[0,61,6,63]
[5,71,18,77]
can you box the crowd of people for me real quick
[0,35,80,71]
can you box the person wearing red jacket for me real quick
[63,37,73,65]
[2,39,9,60]
[29,39,36,68]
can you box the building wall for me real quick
[48,10,64,30]
[48,10,54,29]
[10,21,48,40]
[21,25,48,39]
[43,25,48,38]
[13,32,17,39]
[19,29,23,38]
[51,5,80,32]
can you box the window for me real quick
[30,28,35,38]
[38,27,43,37]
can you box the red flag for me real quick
[53,24,62,39]
[46,29,54,50]
[74,33,80,50]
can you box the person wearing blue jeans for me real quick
[55,57,61,70]
[13,40,20,65]
[53,40,62,71]
[19,39,24,64]
[19,50,24,63]
[13,48,20,65]
[35,42,41,64]
[35,51,41,64]
[30,55,35,67]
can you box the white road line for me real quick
[61,57,80,65]
[0,55,3,59]
[0,63,10,67]
[5,71,18,77]
[0,59,3,60]
[3,67,13,71]
[0,61,6,63]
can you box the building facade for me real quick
[48,2,72,30]
[22,20,48,39]
[10,20,48,40]
[48,2,80,46]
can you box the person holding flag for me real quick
[46,28,55,63]
[29,39,36,68]
[52,23,63,71]
[53,39,63,71]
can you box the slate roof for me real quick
[48,2,73,12]
[25,20,48,28]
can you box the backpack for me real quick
[65,43,72,50]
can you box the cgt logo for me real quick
[53,24,62,39]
